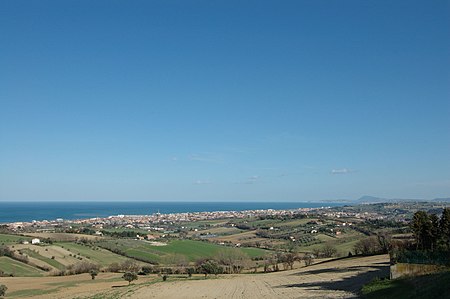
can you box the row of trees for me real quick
[411,208,450,251]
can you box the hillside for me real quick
[0,254,389,298]
[362,270,450,299]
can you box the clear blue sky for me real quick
[1,0,449,201]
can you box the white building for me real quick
[31,238,40,245]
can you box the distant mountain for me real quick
[356,195,429,203]
[357,195,386,203]
[328,195,450,204]
[433,197,450,202]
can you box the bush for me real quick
[140,266,153,275]
[122,272,138,285]
[0,284,7,297]
[107,262,121,273]
[66,261,99,275]
[90,269,98,280]
[120,259,141,273]
[187,267,195,277]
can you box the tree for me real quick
[120,259,141,273]
[0,284,6,298]
[163,254,188,274]
[430,213,440,251]
[90,269,98,280]
[122,272,138,285]
[278,252,297,270]
[303,254,314,266]
[376,231,392,253]
[321,243,338,258]
[198,260,222,278]
[215,249,249,274]
[412,211,431,250]
[354,236,380,255]
[440,208,450,250]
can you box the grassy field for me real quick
[191,227,243,236]
[362,270,450,299]
[23,233,103,242]
[180,219,230,229]
[96,239,269,264]
[0,256,44,277]
[19,248,65,270]
[0,233,28,245]
[56,242,128,266]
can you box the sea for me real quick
[0,201,345,224]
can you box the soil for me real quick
[1,254,389,298]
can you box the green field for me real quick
[0,256,44,277]
[97,239,269,264]
[56,242,128,266]
[19,248,65,270]
[179,219,230,229]
[0,233,28,245]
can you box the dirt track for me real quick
[129,255,389,299]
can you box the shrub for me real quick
[120,259,141,273]
[90,269,98,280]
[0,284,7,297]
[140,266,153,275]
[66,261,99,275]
[107,262,121,273]
[122,272,138,285]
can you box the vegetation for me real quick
[56,242,127,266]
[96,239,267,264]
[362,271,450,299]
[0,284,7,298]
[197,260,222,277]
[65,261,99,275]
[122,272,138,285]
[0,256,44,277]
[411,208,450,251]
[90,269,98,280]
[0,234,26,245]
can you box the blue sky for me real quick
[1,0,449,201]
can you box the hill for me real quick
[362,270,450,299]
[0,254,390,298]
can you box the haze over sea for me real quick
[0,201,344,224]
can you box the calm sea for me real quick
[0,201,345,223]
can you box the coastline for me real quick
[0,201,343,225]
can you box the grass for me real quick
[6,275,120,298]
[97,239,269,263]
[297,233,363,256]
[20,248,66,270]
[0,256,44,277]
[0,233,27,245]
[7,288,60,298]
[179,219,230,229]
[56,242,127,266]
[153,240,268,260]
[362,270,450,299]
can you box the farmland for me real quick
[0,256,44,277]
[95,239,269,263]
[0,254,390,298]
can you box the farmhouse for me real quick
[31,238,40,244]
